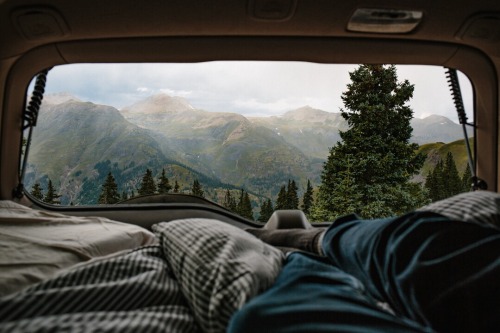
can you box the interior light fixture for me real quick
[347,8,423,34]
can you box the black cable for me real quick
[23,69,49,129]
[444,67,487,190]
[14,68,51,198]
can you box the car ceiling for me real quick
[0,0,499,201]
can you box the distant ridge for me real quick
[43,92,82,105]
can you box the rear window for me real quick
[23,62,474,221]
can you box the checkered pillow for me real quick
[417,191,500,228]
[153,219,284,333]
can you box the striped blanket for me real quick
[0,218,283,333]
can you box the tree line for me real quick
[424,152,471,201]
[29,165,314,222]
[99,168,199,204]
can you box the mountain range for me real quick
[26,93,472,205]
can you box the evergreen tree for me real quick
[121,190,128,201]
[275,185,288,210]
[287,179,299,209]
[443,152,462,197]
[462,164,472,192]
[425,153,468,202]
[430,159,445,201]
[157,168,172,194]
[30,182,44,200]
[44,179,61,204]
[173,180,180,193]
[312,65,427,220]
[230,192,238,212]
[301,179,314,215]
[191,179,204,197]
[223,189,237,212]
[237,189,253,220]
[258,198,274,222]
[138,168,157,196]
[98,172,121,204]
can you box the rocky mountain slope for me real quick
[26,93,473,205]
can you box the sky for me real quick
[41,62,473,122]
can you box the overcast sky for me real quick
[41,62,473,122]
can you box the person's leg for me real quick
[322,212,500,333]
[228,252,434,333]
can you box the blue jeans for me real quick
[228,212,500,333]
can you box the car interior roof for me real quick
[0,0,499,204]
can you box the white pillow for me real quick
[153,218,284,333]
[417,191,500,228]
[0,200,156,297]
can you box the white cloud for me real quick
[159,88,192,97]
[41,62,473,123]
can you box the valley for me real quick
[26,93,472,211]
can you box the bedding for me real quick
[417,190,500,227]
[0,200,156,297]
[0,217,283,333]
[1,192,499,333]
[153,219,283,333]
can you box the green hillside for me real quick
[417,137,474,182]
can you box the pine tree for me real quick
[237,189,253,220]
[173,180,180,193]
[44,179,61,204]
[275,185,287,210]
[30,182,44,200]
[431,159,445,201]
[229,193,237,212]
[191,179,204,197]
[138,169,157,196]
[424,170,436,201]
[462,164,472,192]
[223,189,232,209]
[287,179,299,209]
[443,152,462,198]
[98,172,121,204]
[258,198,274,222]
[157,168,172,194]
[313,65,427,219]
[121,191,128,201]
[301,179,314,215]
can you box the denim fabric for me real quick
[229,212,500,333]
[228,252,433,333]
[322,212,500,333]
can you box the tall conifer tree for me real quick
[223,189,233,209]
[275,185,287,210]
[30,183,44,200]
[191,179,204,197]
[461,164,472,192]
[287,179,299,209]
[44,179,61,204]
[138,169,157,195]
[98,172,120,204]
[312,65,427,220]
[258,198,274,222]
[443,152,462,197]
[157,168,172,194]
[301,179,314,215]
[237,189,253,220]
